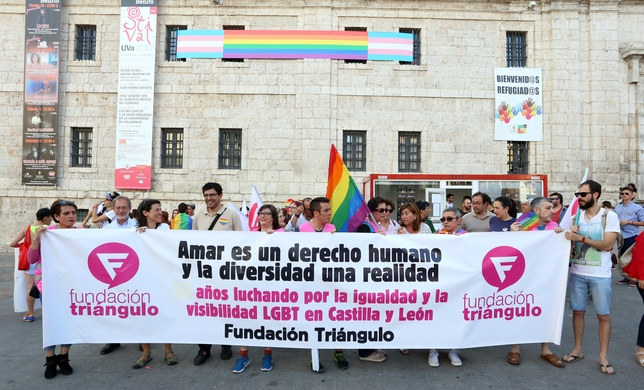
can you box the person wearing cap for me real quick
[89,191,119,228]
[186,203,196,217]
[9,207,52,322]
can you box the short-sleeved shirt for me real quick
[571,209,620,278]
[615,201,644,239]
[397,224,431,234]
[489,217,516,232]
[103,218,137,229]
[461,210,495,232]
[192,206,243,231]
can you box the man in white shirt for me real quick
[563,180,619,375]
[103,196,137,229]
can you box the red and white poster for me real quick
[114,0,158,189]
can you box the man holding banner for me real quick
[564,180,620,375]
[191,182,242,365]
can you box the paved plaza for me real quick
[0,251,642,389]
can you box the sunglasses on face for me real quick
[574,192,591,198]
[440,217,457,222]
[375,208,393,213]
[620,192,631,196]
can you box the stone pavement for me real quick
[0,251,642,389]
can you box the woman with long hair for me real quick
[396,202,430,356]
[28,200,79,379]
[232,204,282,373]
[489,196,518,232]
[132,199,176,369]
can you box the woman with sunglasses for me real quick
[375,198,398,235]
[28,200,80,379]
[489,196,518,232]
[232,204,283,374]
[132,199,176,369]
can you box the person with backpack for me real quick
[9,208,51,322]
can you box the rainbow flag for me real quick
[326,144,370,232]
[176,30,412,62]
[172,213,193,230]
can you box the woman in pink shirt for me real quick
[28,200,79,379]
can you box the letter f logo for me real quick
[481,246,525,292]
[88,243,139,289]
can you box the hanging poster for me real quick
[22,2,62,185]
[494,68,543,141]
[114,0,158,189]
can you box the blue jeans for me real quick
[569,273,612,315]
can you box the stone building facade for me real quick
[1,0,643,248]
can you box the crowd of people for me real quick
[8,180,644,379]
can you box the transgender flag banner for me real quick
[176,30,412,62]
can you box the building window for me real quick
[506,31,526,67]
[399,28,421,65]
[71,127,92,167]
[344,27,367,64]
[398,132,420,173]
[507,141,529,173]
[76,209,89,223]
[343,131,367,171]
[223,25,245,62]
[219,128,242,169]
[75,25,97,61]
[165,26,186,62]
[161,128,184,169]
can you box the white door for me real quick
[425,188,446,229]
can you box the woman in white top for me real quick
[397,202,431,235]
[133,199,173,369]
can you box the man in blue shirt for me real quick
[103,196,137,229]
[615,185,644,286]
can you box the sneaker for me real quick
[629,281,636,287]
[261,354,273,372]
[448,350,462,367]
[359,351,386,362]
[428,349,439,367]
[616,278,631,285]
[232,356,250,373]
[334,352,349,370]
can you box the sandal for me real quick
[563,353,584,363]
[165,350,178,366]
[132,353,152,369]
[507,351,520,365]
[22,315,35,322]
[399,349,410,355]
[599,363,615,375]
[540,353,565,368]
[637,351,644,367]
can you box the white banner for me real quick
[494,68,543,141]
[13,249,42,312]
[114,1,157,189]
[41,230,569,349]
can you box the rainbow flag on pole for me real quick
[326,144,370,232]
